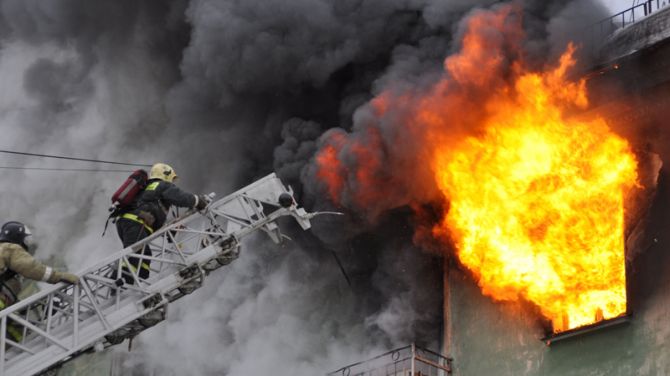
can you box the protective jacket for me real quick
[0,242,72,340]
[131,179,198,231]
[0,271,21,310]
[0,268,22,339]
[0,242,66,285]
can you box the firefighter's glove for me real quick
[55,271,80,285]
[195,195,209,211]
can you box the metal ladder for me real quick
[0,173,318,376]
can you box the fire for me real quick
[315,5,639,332]
[315,133,346,203]
[433,52,637,332]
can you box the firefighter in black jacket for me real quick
[116,163,207,283]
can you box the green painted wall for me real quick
[448,269,666,376]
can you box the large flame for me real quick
[315,6,639,333]
[432,48,637,332]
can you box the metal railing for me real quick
[590,0,668,44]
[327,343,452,376]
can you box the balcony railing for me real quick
[590,0,668,43]
[327,343,452,376]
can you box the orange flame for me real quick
[315,133,347,203]
[315,5,639,332]
[433,51,637,332]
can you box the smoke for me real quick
[0,0,612,374]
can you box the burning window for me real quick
[426,12,637,336]
[314,5,646,339]
[430,48,637,336]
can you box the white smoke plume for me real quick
[0,0,611,374]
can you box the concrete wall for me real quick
[603,6,670,62]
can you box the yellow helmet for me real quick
[149,163,178,183]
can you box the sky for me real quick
[603,0,647,15]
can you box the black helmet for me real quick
[0,221,32,248]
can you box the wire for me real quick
[0,149,151,167]
[0,166,134,173]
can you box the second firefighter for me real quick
[116,163,207,283]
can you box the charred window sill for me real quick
[542,315,631,346]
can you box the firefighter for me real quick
[0,221,79,309]
[115,163,207,283]
[0,221,79,342]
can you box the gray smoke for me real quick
[0,0,611,374]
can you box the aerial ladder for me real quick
[0,173,322,376]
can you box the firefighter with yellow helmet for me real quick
[115,163,207,283]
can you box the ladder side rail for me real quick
[7,293,162,376]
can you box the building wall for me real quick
[446,264,670,376]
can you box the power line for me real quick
[0,166,134,173]
[0,149,151,167]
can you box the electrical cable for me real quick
[0,149,151,167]
[0,166,134,173]
[330,248,352,287]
